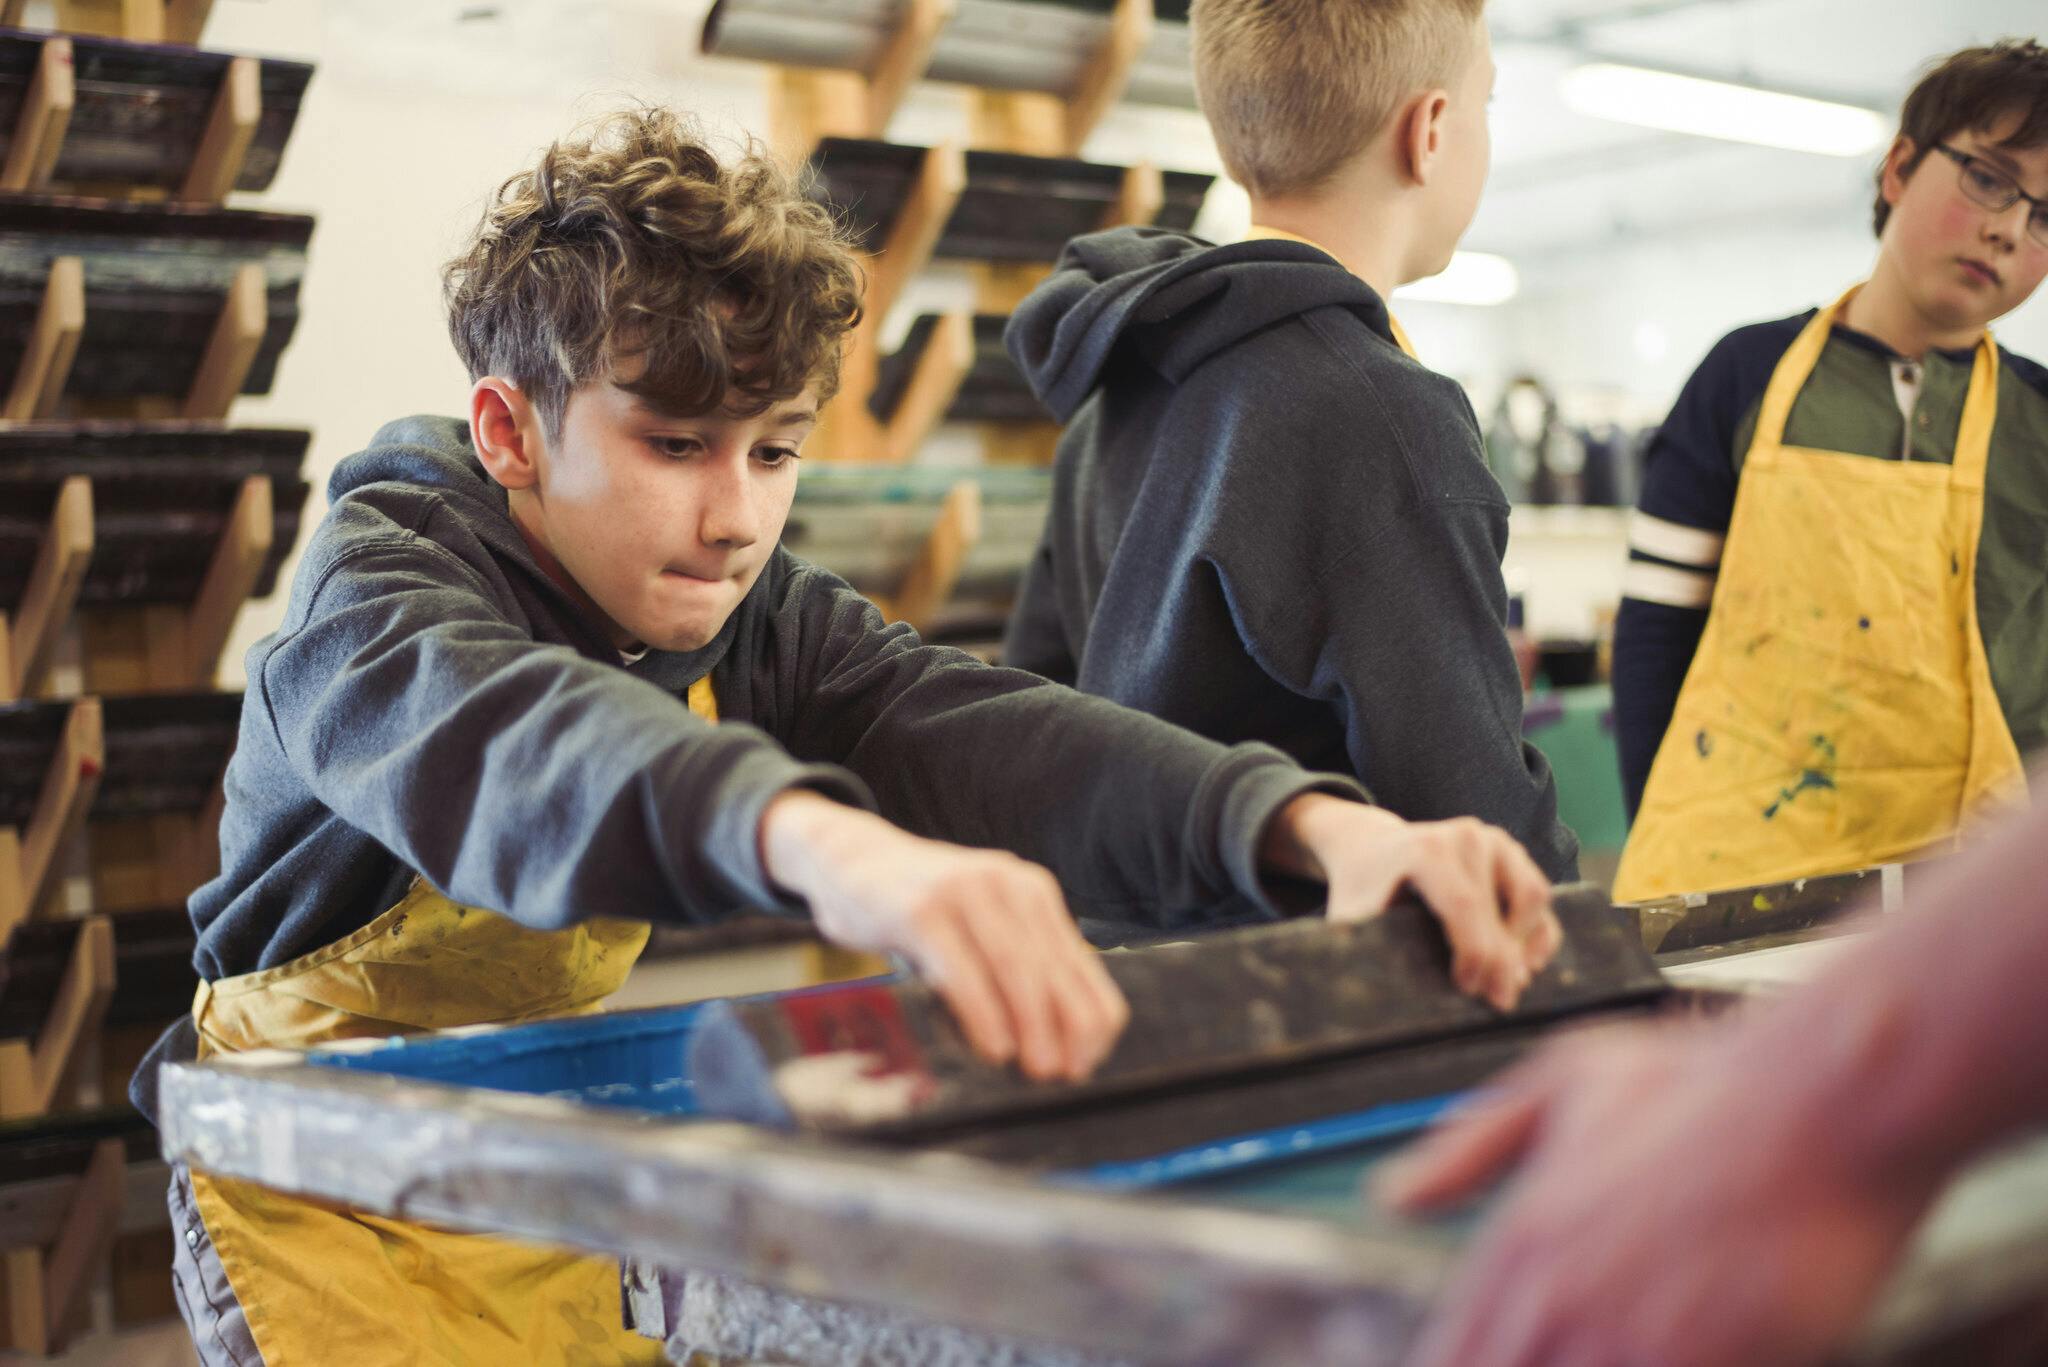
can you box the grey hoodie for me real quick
[1003,228,1578,881]
[134,415,1361,1117]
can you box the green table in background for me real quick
[1524,684,1627,880]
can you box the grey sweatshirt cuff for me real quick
[1208,748,1373,917]
[693,741,877,916]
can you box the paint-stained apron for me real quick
[1613,291,2026,901]
[181,678,718,1364]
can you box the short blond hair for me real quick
[1191,0,1486,198]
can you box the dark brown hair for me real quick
[1877,39,2048,236]
[1191,0,1487,199]
[444,107,863,433]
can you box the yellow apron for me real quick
[1614,292,2027,901]
[184,678,718,1364]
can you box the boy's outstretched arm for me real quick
[780,566,1559,1014]
[262,540,869,931]
[759,786,1556,1083]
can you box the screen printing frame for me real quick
[158,985,2048,1366]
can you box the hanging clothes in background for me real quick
[1577,422,1653,508]
[1485,375,1654,508]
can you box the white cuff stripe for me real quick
[1629,512,1725,568]
[1624,560,1717,609]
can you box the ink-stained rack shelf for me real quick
[0,27,311,204]
[711,0,1219,632]
[0,689,239,938]
[0,1104,160,1354]
[705,0,1190,156]
[0,195,311,422]
[0,424,309,702]
[0,6,314,1350]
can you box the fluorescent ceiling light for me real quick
[1395,252,1520,307]
[1560,63,1889,157]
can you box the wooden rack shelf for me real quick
[0,695,98,940]
[0,1105,162,1354]
[782,465,1051,641]
[0,912,111,1120]
[1,904,191,1039]
[0,195,310,420]
[808,140,1204,271]
[0,31,307,202]
[868,311,1060,464]
[0,470,88,701]
[0,690,236,920]
[0,423,307,697]
[0,423,307,606]
[713,0,1187,154]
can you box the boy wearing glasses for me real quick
[1612,40,2048,900]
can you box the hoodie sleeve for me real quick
[999,525,1077,683]
[256,534,872,929]
[773,562,1367,925]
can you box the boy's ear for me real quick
[1878,135,1918,211]
[1398,88,1453,187]
[471,377,542,491]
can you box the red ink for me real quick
[779,984,928,1077]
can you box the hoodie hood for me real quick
[1006,227,1394,422]
[324,414,638,662]
[331,414,503,515]
[329,413,555,572]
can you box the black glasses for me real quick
[1934,144,2048,251]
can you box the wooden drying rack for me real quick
[0,697,114,1352]
[0,7,270,1348]
[752,0,1157,629]
[0,29,259,203]
[0,452,275,703]
[0,688,232,1350]
[777,0,1157,461]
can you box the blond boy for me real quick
[1004,0,1579,891]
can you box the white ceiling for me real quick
[1471,0,2044,259]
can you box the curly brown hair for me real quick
[1878,40,2048,237]
[444,107,864,434]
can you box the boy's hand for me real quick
[758,791,1129,1082]
[1376,1023,1936,1367]
[1262,795,1558,1011]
